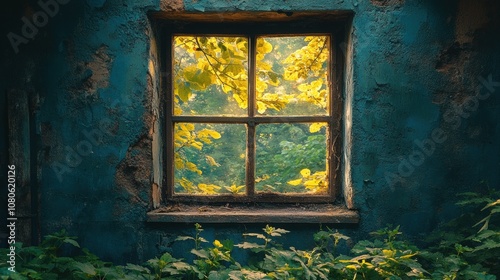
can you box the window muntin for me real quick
[167,30,337,202]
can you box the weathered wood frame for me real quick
[160,20,346,205]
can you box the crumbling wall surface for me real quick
[1,0,499,263]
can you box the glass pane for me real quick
[255,36,330,116]
[173,36,248,116]
[255,123,328,194]
[174,123,246,195]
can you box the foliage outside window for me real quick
[165,24,341,202]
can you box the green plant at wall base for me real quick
[424,189,500,278]
[0,230,125,280]
[1,195,499,280]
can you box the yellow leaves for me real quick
[224,185,245,194]
[173,107,183,116]
[175,82,191,102]
[288,169,328,194]
[382,249,395,258]
[198,129,221,139]
[213,240,223,248]
[175,35,331,115]
[283,69,299,81]
[287,178,302,186]
[236,40,248,52]
[295,78,328,109]
[297,78,323,92]
[190,141,203,150]
[179,177,196,193]
[304,179,320,187]
[266,72,280,86]
[344,259,375,270]
[205,155,220,167]
[224,64,246,76]
[256,38,273,55]
[179,180,222,195]
[256,92,295,114]
[255,174,270,183]
[174,154,184,169]
[197,129,220,144]
[175,35,330,115]
[175,158,202,175]
[175,130,190,143]
[256,102,267,114]
[257,38,273,60]
[232,93,247,109]
[174,36,197,54]
[174,124,223,183]
[175,36,249,110]
[257,61,272,71]
[181,123,195,131]
[197,183,221,195]
[256,79,269,94]
[181,65,215,91]
[310,78,323,89]
[256,38,273,65]
[283,36,329,82]
[221,84,233,94]
[186,162,202,175]
[175,125,221,151]
[400,252,418,259]
[300,168,311,177]
[179,178,227,195]
[309,123,327,133]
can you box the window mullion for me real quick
[328,35,334,198]
[246,34,257,197]
[166,34,175,199]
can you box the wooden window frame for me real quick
[159,19,346,205]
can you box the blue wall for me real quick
[1,0,499,263]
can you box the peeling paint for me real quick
[115,134,152,205]
[160,0,184,11]
[84,45,112,95]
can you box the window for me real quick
[162,21,343,205]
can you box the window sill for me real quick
[147,204,358,224]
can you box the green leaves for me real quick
[72,262,96,276]
[3,196,499,280]
[176,81,191,102]
[264,225,290,237]
[183,66,214,90]
[475,199,500,232]
[63,238,80,248]
[235,242,264,250]
[191,249,210,259]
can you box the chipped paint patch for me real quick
[160,0,184,11]
[115,134,152,205]
[85,45,112,95]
